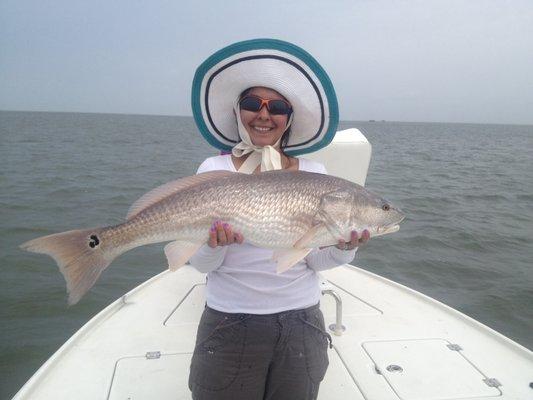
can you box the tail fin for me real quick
[20,228,117,305]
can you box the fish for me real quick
[20,169,405,305]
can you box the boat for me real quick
[12,129,533,399]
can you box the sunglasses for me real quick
[239,95,292,116]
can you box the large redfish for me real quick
[21,170,404,305]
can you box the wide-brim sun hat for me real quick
[191,38,339,156]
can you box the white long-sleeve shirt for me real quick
[190,154,357,314]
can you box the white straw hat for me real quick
[191,39,339,156]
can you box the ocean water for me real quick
[1,111,532,398]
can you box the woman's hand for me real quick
[335,230,370,251]
[208,221,244,248]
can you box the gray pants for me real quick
[188,303,331,400]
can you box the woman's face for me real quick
[239,87,290,148]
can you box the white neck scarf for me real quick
[231,98,293,174]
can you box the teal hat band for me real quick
[191,39,339,156]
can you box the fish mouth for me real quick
[374,224,400,237]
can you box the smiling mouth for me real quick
[252,126,273,132]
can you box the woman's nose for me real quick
[257,105,271,119]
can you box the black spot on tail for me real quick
[89,235,100,248]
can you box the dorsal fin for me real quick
[126,170,235,220]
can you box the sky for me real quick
[1,0,532,124]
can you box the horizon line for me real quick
[1,108,532,127]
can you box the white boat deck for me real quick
[13,264,533,400]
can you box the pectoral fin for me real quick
[273,248,313,274]
[293,223,325,249]
[164,241,202,271]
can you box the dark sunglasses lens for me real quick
[268,100,291,115]
[239,97,262,112]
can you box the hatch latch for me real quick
[483,378,502,388]
[145,351,161,360]
[447,343,463,351]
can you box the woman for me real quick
[188,39,369,400]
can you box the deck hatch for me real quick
[108,352,193,400]
[363,339,501,400]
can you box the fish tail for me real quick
[20,227,119,305]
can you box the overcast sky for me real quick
[1,0,532,124]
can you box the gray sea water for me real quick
[1,111,532,398]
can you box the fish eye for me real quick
[382,204,390,211]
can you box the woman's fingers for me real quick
[349,230,359,248]
[336,229,371,251]
[215,221,227,245]
[360,229,370,245]
[209,221,243,247]
[223,223,234,245]
[208,225,218,248]
[351,229,370,248]
[334,231,357,250]
[335,238,348,250]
